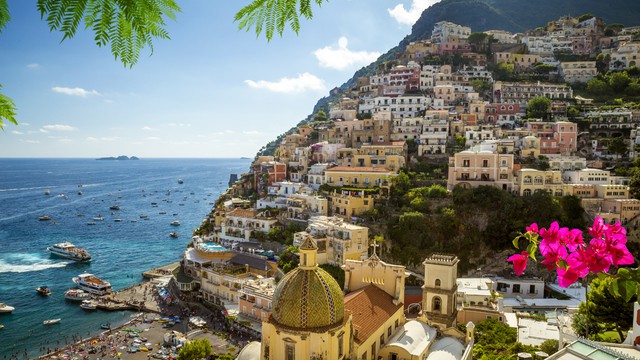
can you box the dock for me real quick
[142,261,180,279]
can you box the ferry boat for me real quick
[0,303,15,313]
[36,286,51,296]
[47,242,92,262]
[72,274,112,295]
[64,289,91,301]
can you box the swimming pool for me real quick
[197,242,228,252]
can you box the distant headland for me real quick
[96,155,140,161]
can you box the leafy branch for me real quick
[235,0,328,41]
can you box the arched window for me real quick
[523,189,532,196]
[435,279,441,287]
[433,297,442,312]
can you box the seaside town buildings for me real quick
[164,14,640,360]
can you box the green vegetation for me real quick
[526,96,552,119]
[573,277,634,342]
[267,222,304,245]
[320,263,345,288]
[278,246,300,274]
[177,338,212,360]
[472,319,539,359]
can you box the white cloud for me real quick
[242,130,261,135]
[58,138,72,143]
[52,86,100,97]
[20,139,40,144]
[11,130,24,135]
[42,124,78,131]
[245,73,326,93]
[26,63,39,69]
[388,0,438,26]
[313,37,381,70]
[167,123,191,127]
[39,128,49,133]
[145,137,162,141]
[87,136,120,142]
[142,126,157,131]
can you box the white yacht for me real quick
[0,303,15,313]
[170,220,181,226]
[64,289,91,301]
[72,274,112,295]
[47,242,92,262]
[80,300,97,310]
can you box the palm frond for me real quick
[0,0,10,32]
[0,85,18,129]
[38,0,180,67]
[235,0,328,41]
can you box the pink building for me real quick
[524,121,577,155]
[439,41,471,56]
[484,103,522,124]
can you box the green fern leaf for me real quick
[0,0,10,32]
[0,85,18,129]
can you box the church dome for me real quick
[271,238,344,329]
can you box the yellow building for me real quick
[325,166,396,188]
[327,189,375,219]
[240,243,474,360]
[293,216,369,265]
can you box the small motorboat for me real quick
[0,324,4,329]
[86,222,97,226]
[114,218,122,222]
[170,221,180,226]
[100,323,111,330]
[177,179,184,184]
[169,232,178,238]
[64,289,91,301]
[0,303,15,313]
[43,319,61,325]
[38,216,52,221]
[44,189,51,195]
[36,286,51,296]
[80,300,97,310]
[109,205,121,211]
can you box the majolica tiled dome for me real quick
[271,238,344,329]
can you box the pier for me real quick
[142,261,181,279]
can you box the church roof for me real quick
[344,284,402,344]
[384,320,437,356]
[271,265,344,330]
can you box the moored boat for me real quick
[169,232,178,238]
[72,273,112,295]
[43,319,61,325]
[109,205,121,210]
[36,286,51,296]
[170,220,180,226]
[0,303,15,313]
[38,216,52,221]
[178,179,184,184]
[47,242,92,262]
[64,289,91,301]
[44,189,51,195]
[79,300,97,310]
[100,323,111,330]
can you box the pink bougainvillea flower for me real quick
[557,266,581,287]
[608,221,626,237]
[507,251,529,276]
[588,216,606,239]
[586,239,612,274]
[539,222,568,244]
[565,249,590,278]
[539,239,568,270]
[526,223,539,234]
[607,242,635,267]
[563,228,584,251]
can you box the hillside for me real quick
[257,0,640,156]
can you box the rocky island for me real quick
[96,155,140,160]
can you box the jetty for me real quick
[142,261,180,279]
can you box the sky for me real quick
[0,0,441,158]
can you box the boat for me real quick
[131,219,138,223]
[177,179,184,184]
[0,324,4,329]
[159,211,167,215]
[0,303,15,313]
[38,216,52,221]
[109,205,121,210]
[44,189,51,195]
[139,215,148,219]
[77,191,83,195]
[86,222,97,225]
[169,232,178,238]
[36,286,51,296]
[43,319,61,325]
[72,274,112,295]
[64,289,91,301]
[79,300,97,310]
[93,216,104,221]
[114,218,122,222]
[170,221,180,226]
[47,242,92,262]
[100,323,111,330]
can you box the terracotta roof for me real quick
[326,166,393,173]
[227,208,257,219]
[344,284,403,344]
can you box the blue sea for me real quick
[0,158,251,357]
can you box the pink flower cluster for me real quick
[508,217,634,287]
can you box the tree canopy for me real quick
[526,96,551,119]
[177,338,212,360]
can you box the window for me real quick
[388,326,392,337]
[371,342,376,360]
[433,297,442,312]
[481,174,489,181]
[338,334,344,357]
[435,279,441,287]
[285,344,295,360]
[482,160,489,167]
[395,319,399,329]
[529,284,536,294]
[380,334,385,348]
[513,284,521,293]
[462,159,470,167]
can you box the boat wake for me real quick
[0,253,70,273]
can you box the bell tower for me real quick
[422,254,459,329]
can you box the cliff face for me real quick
[258,0,640,156]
